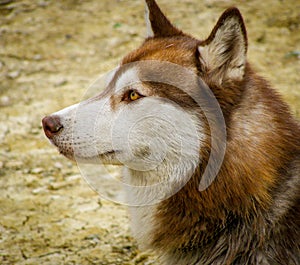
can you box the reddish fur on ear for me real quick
[145,0,183,37]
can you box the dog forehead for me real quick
[122,37,199,67]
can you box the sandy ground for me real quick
[0,0,299,264]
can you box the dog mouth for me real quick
[101,150,115,155]
[58,148,121,164]
[47,137,118,161]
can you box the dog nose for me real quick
[42,115,63,139]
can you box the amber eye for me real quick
[129,90,140,101]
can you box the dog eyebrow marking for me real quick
[115,67,140,92]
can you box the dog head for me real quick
[42,0,247,180]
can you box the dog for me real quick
[42,0,300,264]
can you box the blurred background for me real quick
[0,0,299,264]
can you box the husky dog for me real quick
[42,0,300,264]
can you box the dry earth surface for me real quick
[0,0,299,264]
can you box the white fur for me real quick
[52,97,119,164]
[115,67,140,92]
[51,66,141,164]
[48,66,205,249]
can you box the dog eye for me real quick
[129,90,140,101]
[122,89,144,102]
[124,90,144,102]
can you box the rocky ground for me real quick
[0,0,299,264]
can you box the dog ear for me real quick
[145,0,183,37]
[198,8,247,83]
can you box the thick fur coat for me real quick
[43,1,300,264]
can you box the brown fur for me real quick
[122,1,300,264]
[43,1,300,264]
[152,65,300,264]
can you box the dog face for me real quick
[42,61,203,176]
[42,0,247,177]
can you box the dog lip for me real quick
[75,150,120,160]
[101,150,116,155]
[56,146,120,162]
[98,150,121,157]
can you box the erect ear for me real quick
[198,7,248,84]
[145,0,183,38]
